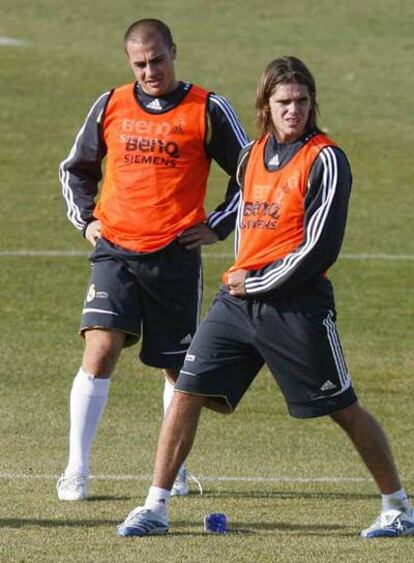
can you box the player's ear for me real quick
[171,43,177,60]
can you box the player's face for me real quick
[126,35,177,96]
[268,83,312,143]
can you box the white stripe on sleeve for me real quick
[209,94,249,148]
[244,146,339,294]
[59,91,110,230]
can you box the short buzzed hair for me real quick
[123,18,175,50]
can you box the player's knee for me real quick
[83,329,125,375]
[330,400,362,428]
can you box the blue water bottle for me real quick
[204,512,228,533]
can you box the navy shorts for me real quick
[80,237,202,369]
[176,279,357,419]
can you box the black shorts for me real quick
[80,237,202,369]
[176,279,357,419]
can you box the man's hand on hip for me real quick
[85,220,102,246]
[228,269,247,297]
[178,223,219,249]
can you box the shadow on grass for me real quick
[0,518,120,528]
[0,517,354,537]
[86,495,131,501]
[172,519,355,537]
[227,521,355,537]
[197,489,379,501]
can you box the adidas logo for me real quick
[320,380,336,391]
[268,154,280,167]
[146,98,163,110]
[180,334,192,345]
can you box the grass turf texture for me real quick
[1,0,414,561]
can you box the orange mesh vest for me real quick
[95,83,211,252]
[224,133,336,281]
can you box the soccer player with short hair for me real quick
[57,18,248,501]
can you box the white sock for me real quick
[381,489,410,512]
[163,378,185,479]
[64,368,110,477]
[163,378,175,415]
[144,486,170,520]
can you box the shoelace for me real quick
[57,474,87,490]
[188,472,203,495]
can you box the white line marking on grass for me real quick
[0,250,413,260]
[342,253,414,260]
[0,36,29,47]
[0,250,87,257]
[199,476,372,483]
[2,472,413,483]
[204,253,414,261]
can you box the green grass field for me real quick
[1,0,413,561]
